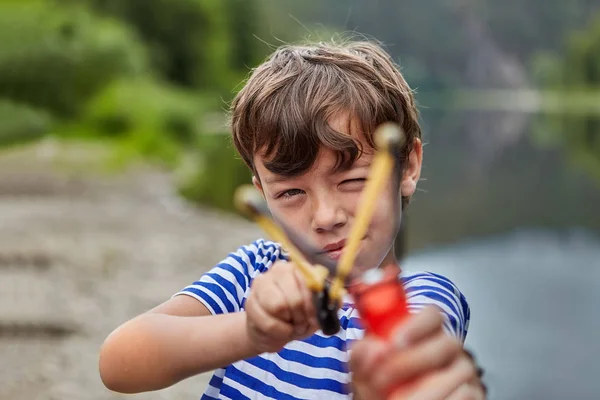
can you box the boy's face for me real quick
[252,114,422,281]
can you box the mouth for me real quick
[320,239,347,261]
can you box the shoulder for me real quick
[400,270,471,341]
[401,270,465,301]
[224,239,288,276]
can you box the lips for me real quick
[320,239,346,261]
[322,239,346,253]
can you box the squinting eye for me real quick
[341,178,366,188]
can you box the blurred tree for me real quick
[480,0,600,67]
[71,0,267,209]
[562,15,600,89]
[0,100,54,146]
[82,0,266,94]
[177,133,251,212]
[64,78,217,168]
[225,0,265,70]
[258,0,599,90]
[0,0,147,118]
[535,13,600,183]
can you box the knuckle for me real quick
[454,385,479,400]
[249,317,266,335]
[251,274,264,288]
[262,319,278,333]
[271,260,291,272]
[464,391,479,400]
[269,298,288,315]
[245,296,259,315]
[424,305,444,323]
[290,295,304,310]
[458,355,477,381]
[440,335,461,355]
[270,261,282,271]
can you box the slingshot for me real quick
[234,122,410,338]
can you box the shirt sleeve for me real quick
[172,239,283,315]
[402,271,471,342]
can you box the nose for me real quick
[310,192,347,233]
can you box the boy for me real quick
[99,40,485,399]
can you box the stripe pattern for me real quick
[175,239,470,399]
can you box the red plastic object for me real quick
[349,266,411,398]
[349,266,409,339]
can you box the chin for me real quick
[346,261,372,281]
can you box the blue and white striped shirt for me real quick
[175,239,470,399]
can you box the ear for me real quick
[252,175,264,196]
[400,138,423,197]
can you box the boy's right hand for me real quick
[245,261,320,353]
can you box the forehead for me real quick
[256,141,373,185]
[253,112,376,182]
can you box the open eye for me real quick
[277,188,305,200]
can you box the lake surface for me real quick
[399,106,600,399]
[404,229,600,400]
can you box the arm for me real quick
[99,296,259,393]
[99,252,317,394]
[100,241,263,393]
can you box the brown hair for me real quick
[230,40,422,205]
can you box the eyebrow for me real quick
[263,157,373,184]
[264,175,290,185]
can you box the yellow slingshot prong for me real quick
[234,186,328,292]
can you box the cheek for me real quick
[368,192,399,236]
[340,191,363,215]
[267,201,311,232]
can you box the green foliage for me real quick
[535,13,600,184]
[83,0,265,94]
[0,0,268,213]
[177,133,252,212]
[529,53,563,88]
[0,99,54,146]
[258,0,599,90]
[481,0,599,64]
[0,0,148,117]
[223,0,265,71]
[562,14,600,89]
[62,78,213,167]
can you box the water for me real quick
[404,108,600,251]
[404,229,600,400]
[401,107,600,399]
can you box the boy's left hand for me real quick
[349,306,486,400]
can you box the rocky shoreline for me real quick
[0,144,261,399]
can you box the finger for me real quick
[247,291,294,340]
[273,266,309,335]
[296,268,318,328]
[372,331,461,391]
[393,306,444,348]
[445,383,485,400]
[348,337,391,383]
[254,275,292,322]
[390,354,477,400]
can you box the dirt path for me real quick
[0,142,261,400]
